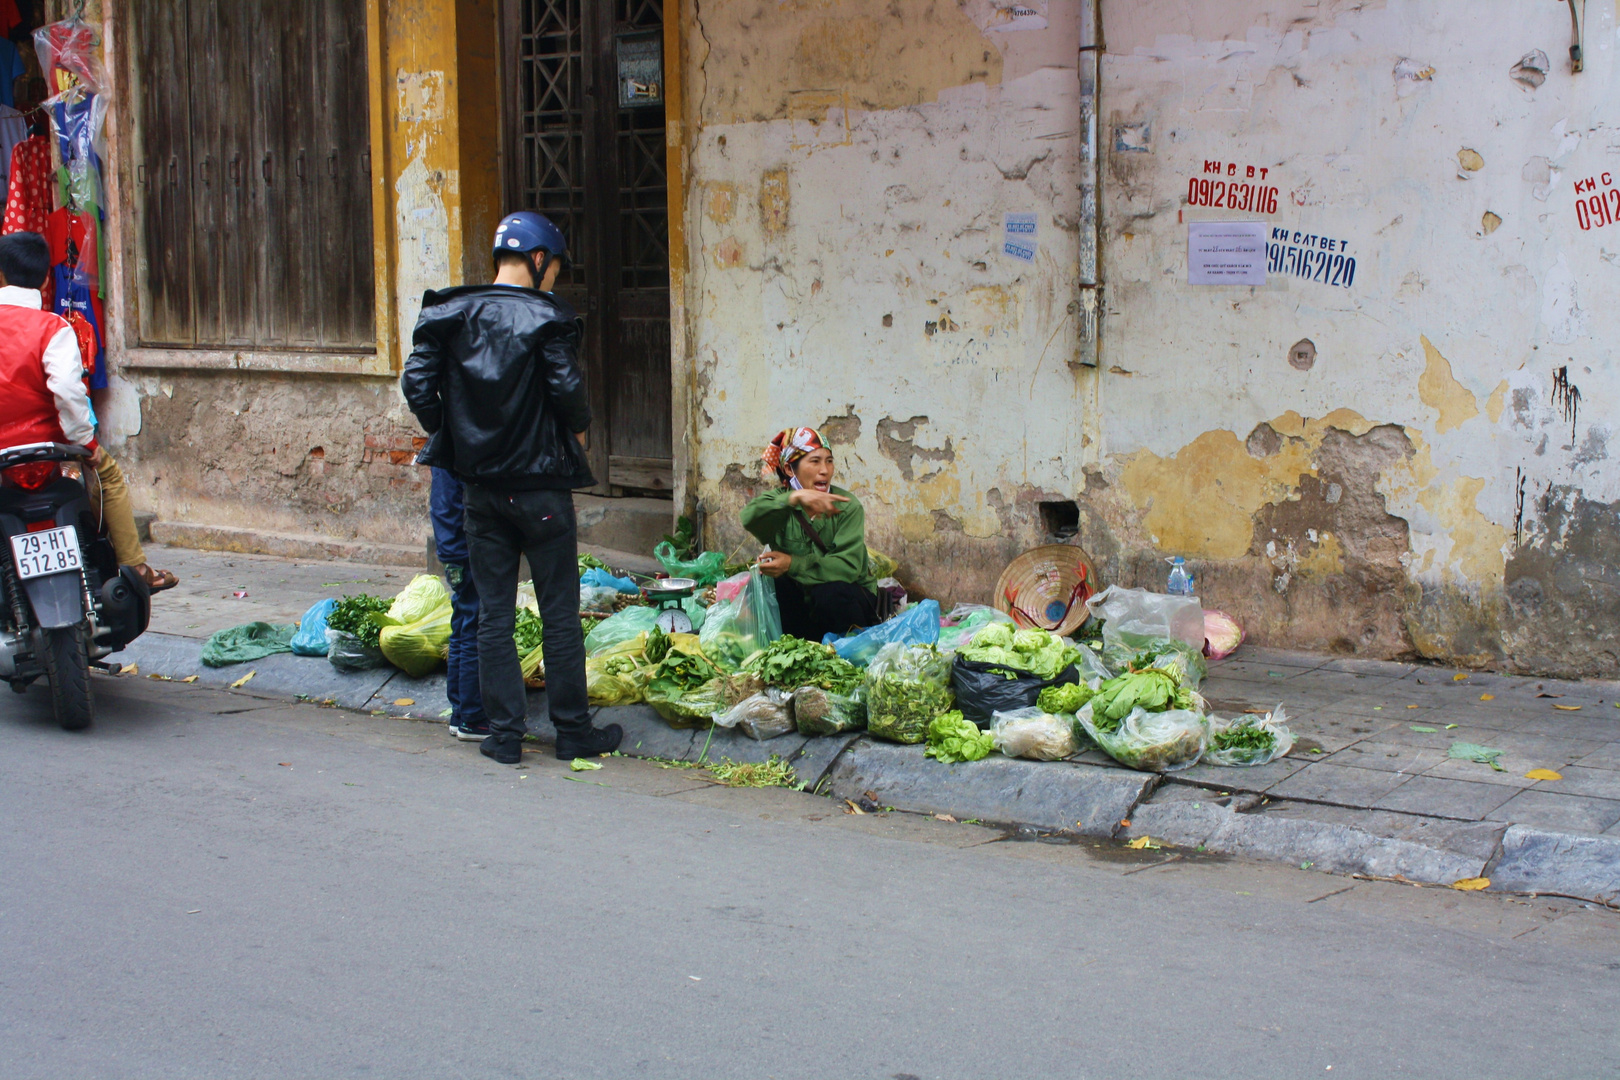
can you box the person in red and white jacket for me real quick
[0,233,176,592]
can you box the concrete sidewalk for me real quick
[109,543,1620,905]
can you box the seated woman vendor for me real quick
[741,427,879,643]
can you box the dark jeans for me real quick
[775,576,879,643]
[430,468,483,726]
[463,485,589,741]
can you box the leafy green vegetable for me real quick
[644,624,672,665]
[708,754,799,788]
[578,553,610,574]
[865,644,955,744]
[327,594,391,648]
[1089,669,1198,733]
[925,710,995,763]
[743,636,863,694]
[958,623,1082,681]
[513,608,545,654]
[646,648,723,699]
[1038,682,1094,715]
[1210,718,1277,755]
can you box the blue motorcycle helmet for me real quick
[492,211,570,286]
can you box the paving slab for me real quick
[1574,741,1620,771]
[1419,756,1540,789]
[1535,766,1620,801]
[117,632,395,711]
[1371,775,1519,820]
[1486,790,1620,835]
[1268,761,1413,808]
[1169,754,1310,794]
[1486,826,1620,905]
[787,733,862,793]
[365,671,452,720]
[601,706,699,761]
[824,740,1153,836]
[1260,803,1508,865]
[1325,740,1448,775]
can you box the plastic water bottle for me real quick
[1166,556,1195,597]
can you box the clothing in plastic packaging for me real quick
[822,598,941,667]
[990,706,1078,760]
[951,657,1080,727]
[290,599,337,657]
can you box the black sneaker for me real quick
[554,723,623,760]
[480,734,523,765]
[452,721,492,742]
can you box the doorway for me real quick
[500,0,673,496]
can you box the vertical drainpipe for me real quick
[1074,0,1102,368]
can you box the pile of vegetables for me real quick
[742,636,863,694]
[1205,707,1294,767]
[865,643,956,744]
[1075,664,1210,773]
[327,594,391,648]
[1087,668,1198,735]
[957,623,1082,680]
[925,710,995,763]
[513,608,545,654]
[1037,682,1094,716]
[990,707,1078,761]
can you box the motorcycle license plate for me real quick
[10,526,81,581]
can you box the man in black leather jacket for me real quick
[402,211,623,765]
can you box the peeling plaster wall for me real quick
[685,0,1620,676]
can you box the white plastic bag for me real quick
[990,706,1077,761]
[713,688,796,740]
[1076,700,1209,773]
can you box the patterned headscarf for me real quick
[761,427,827,489]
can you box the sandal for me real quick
[133,565,180,593]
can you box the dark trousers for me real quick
[463,485,589,741]
[430,469,483,726]
[775,576,879,643]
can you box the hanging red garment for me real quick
[45,207,104,388]
[3,134,53,236]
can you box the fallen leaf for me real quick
[1453,673,1468,681]
[393,698,415,706]
[1553,704,1582,711]
[147,673,171,681]
[1410,725,1438,733]
[569,759,603,772]
[186,910,201,914]
[1119,819,1131,828]
[278,762,292,767]
[120,663,138,675]
[934,813,957,823]
[1525,768,1563,781]
[1407,704,1420,709]
[1372,706,1383,710]
[439,708,454,718]
[1445,723,1459,729]
[1536,692,1564,699]
[1126,836,1164,850]
[181,675,199,683]
[844,799,866,815]
[1479,693,1495,701]
[1451,877,1491,891]
[229,671,256,689]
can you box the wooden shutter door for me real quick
[131,0,197,345]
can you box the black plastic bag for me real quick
[951,657,1079,727]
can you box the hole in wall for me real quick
[1288,338,1317,371]
[1040,501,1080,540]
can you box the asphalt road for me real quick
[3,675,1618,1080]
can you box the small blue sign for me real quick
[1003,212,1038,262]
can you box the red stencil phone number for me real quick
[1187,177,1279,215]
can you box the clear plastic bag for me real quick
[793,684,867,736]
[698,570,781,671]
[1086,586,1205,649]
[714,689,797,740]
[586,651,649,706]
[290,598,337,657]
[1101,634,1209,689]
[823,598,941,666]
[579,584,622,613]
[990,706,1078,761]
[327,629,388,672]
[653,542,728,587]
[1205,706,1294,767]
[936,603,1014,654]
[865,642,955,744]
[380,601,453,678]
[1076,700,1209,773]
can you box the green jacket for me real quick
[740,485,876,592]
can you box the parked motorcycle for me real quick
[0,442,150,729]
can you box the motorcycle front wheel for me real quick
[37,625,93,731]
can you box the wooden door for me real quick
[503,0,672,495]
[131,0,196,346]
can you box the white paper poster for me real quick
[1188,221,1268,285]
[1003,212,1038,263]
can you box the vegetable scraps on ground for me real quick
[926,710,996,763]
[327,594,391,648]
[956,623,1082,680]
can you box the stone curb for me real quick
[111,634,1620,905]
[149,521,427,568]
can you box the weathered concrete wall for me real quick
[681,0,1620,676]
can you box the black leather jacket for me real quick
[402,285,595,490]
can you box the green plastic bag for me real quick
[653,541,728,587]
[379,600,453,677]
[200,622,297,667]
[585,607,660,655]
[699,570,782,671]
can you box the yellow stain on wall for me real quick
[1418,336,1480,434]
[1485,380,1509,423]
[1417,476,1510,587]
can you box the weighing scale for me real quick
[645,577,697,633]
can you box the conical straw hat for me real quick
[993,544,1099,636]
